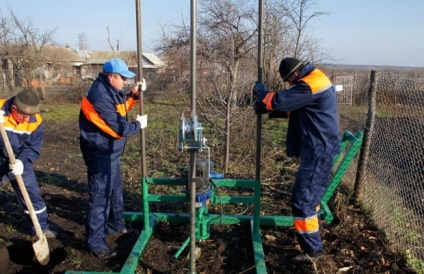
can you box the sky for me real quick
[1,0,423,67]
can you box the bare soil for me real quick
[0,101,416,274]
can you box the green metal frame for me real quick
[65,130,363,274]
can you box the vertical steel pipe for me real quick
[189,0,198,273]
[255,0,264,180]
[135,1,147,179]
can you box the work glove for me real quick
[0,110,4,124]
[253,99,268,114]
[10,159,24,176]
[131,78,147,95]
[253,81,268,96]
[137,78,147,92]
[136,114,148,129]
[253,81,269,114]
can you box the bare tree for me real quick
[78,32,89,51]
[0,9,56,96]
[157,0,258,172]
[106,26,118,51]
[194,0,260,172]
[261,0,292,90]
[278,0,328,61]
[156,0,329,172]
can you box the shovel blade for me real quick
[32,235,49,265]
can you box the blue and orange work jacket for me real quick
[261,63,340,158]
[0,98,44,166]
[79,73,141,157]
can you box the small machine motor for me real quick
[186,157,210,192]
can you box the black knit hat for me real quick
[14,90,40,115]
[279,57,304,81]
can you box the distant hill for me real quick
[319,64,424,84]
[321,63,424,72]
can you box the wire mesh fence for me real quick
[338,70,424,272]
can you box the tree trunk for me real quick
[224,101,231,173]
[39,74,46,100]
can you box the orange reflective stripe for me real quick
[3,114,42,133]
[300,69,332,94]
[0,99,42,133]
[80,97,122,139]
[294,214,320,234]
[262,93,275,111]
[126,97,137,111]
[116,103,126,116]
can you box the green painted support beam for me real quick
[147,194,187,203]
[65,270,121,274]
[210,195,255,204]
[67,131,363,274]
[319,201,334,223]
[145,177,186,186]
[123,212,294,227]
[212,179,261,188]
[65,216,158,274]
[120,216,157,273]
[250,220,268,274]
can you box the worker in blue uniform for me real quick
[79,58,148,259]
[0,90,57,238]
[254,57,340,263]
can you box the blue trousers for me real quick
[83,150,125,253]
[291,157,333,254]
[1,163,50,232]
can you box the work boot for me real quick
[93,248,117,260]
[291,250,326,264]
[43,229,58,239]
[107,224,139,236]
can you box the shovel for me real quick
[0,123,49,265]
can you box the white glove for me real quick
[136,78,147,92]
[10,159,24,176]
[0,110,5,124]
[136,114,148,129]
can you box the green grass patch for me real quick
[41,103,80,122]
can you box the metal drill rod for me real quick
[189,0,197,273]
[255,0,264,181]
[135,0,147,180]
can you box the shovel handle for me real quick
[0,123,44,238]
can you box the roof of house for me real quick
[87,51,164,69]
[42,46,85,64]
[142,53,166,68]
[0,45,165,69]
[0,45,85,64]
[76,49,92,60]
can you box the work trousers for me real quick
[0,163,49,232]
[291,156,334,254]
[84,150,125,253]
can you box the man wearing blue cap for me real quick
[79,58,148,259]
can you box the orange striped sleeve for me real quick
[80,97,122,139]
[126,97,138,111]
[262,93,276,111]
[116,103,126,116]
